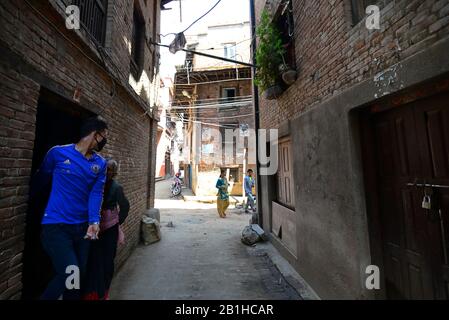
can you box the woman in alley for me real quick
[216,170,230,218]
[83,159,130,300]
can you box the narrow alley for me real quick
[110,179,301,300]
[2,0,449,308]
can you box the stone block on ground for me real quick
[141,216,161,245]
[145,208,160,222]
[251,224,268,241]
[241,225,261,246]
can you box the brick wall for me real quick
[194,77,255,196]
[254,0,449,299]
[0,66,40,300]
[256,0,449,129]
[0,0,161,299]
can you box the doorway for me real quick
[165,150,171,177]
[361,91,449,299]
[22,88,94,299]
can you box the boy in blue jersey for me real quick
[31,116,108,300]
[244,169,256,213]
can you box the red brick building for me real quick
[173,66,256,196]
[171,13,256,197]
[0,0,170,299]
[254,0,449,299]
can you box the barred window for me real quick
[71,0,108,45]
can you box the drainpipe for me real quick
[249,0,262,228]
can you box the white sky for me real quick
[159,0,250,79]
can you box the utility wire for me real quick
[193,35,255,52]
[173,97,253,106]
[182,113,254,120]
[181,0,222,33]
[171,95,253,104]
[171,112,239,128]
[151,41,255,67]
[160,0,222,37]
[167,108,254,119]
[170,103,253,110]
[171,110,241,128]
[170,101,253,109]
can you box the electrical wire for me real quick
[170,112,239,128]
[192,35,256,52]
[170,101,253,109]
[169,110,253,120]
[173,97,253,106]
[172,95,253,104]
[170,99,253,107]
[170,100,253,109]
[170,110,236,127]
[186,113,253,120]
[160,0,222,37]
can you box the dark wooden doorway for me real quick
[165,151,171,177]
[21,88,94,299]
[362,91,449,299]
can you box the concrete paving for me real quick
[109,179,301,300]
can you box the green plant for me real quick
[254,9,286,92]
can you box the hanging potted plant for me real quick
[254,9,286,100]
[278,44,297,86]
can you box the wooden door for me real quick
[369,92,449,299]
[277,138,295,209]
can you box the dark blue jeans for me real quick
[40,223,90,300]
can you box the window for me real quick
[222,88,236,102]
[223,43,236,60]
[131,2,145,78]
[276,138,295,209]
[220,88,237,111]
[274,0,296,70]
[72,0,108,45]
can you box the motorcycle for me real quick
[170,173,182,197]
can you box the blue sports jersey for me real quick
[35,144,107,225]
[244,175,254,195]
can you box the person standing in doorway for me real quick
[83,159,129,300]
[216,170,230,218]
[244,169,256,213]
[31,116,108,300]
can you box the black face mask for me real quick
[94,136,107,152]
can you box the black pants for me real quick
[83,224,119,299]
